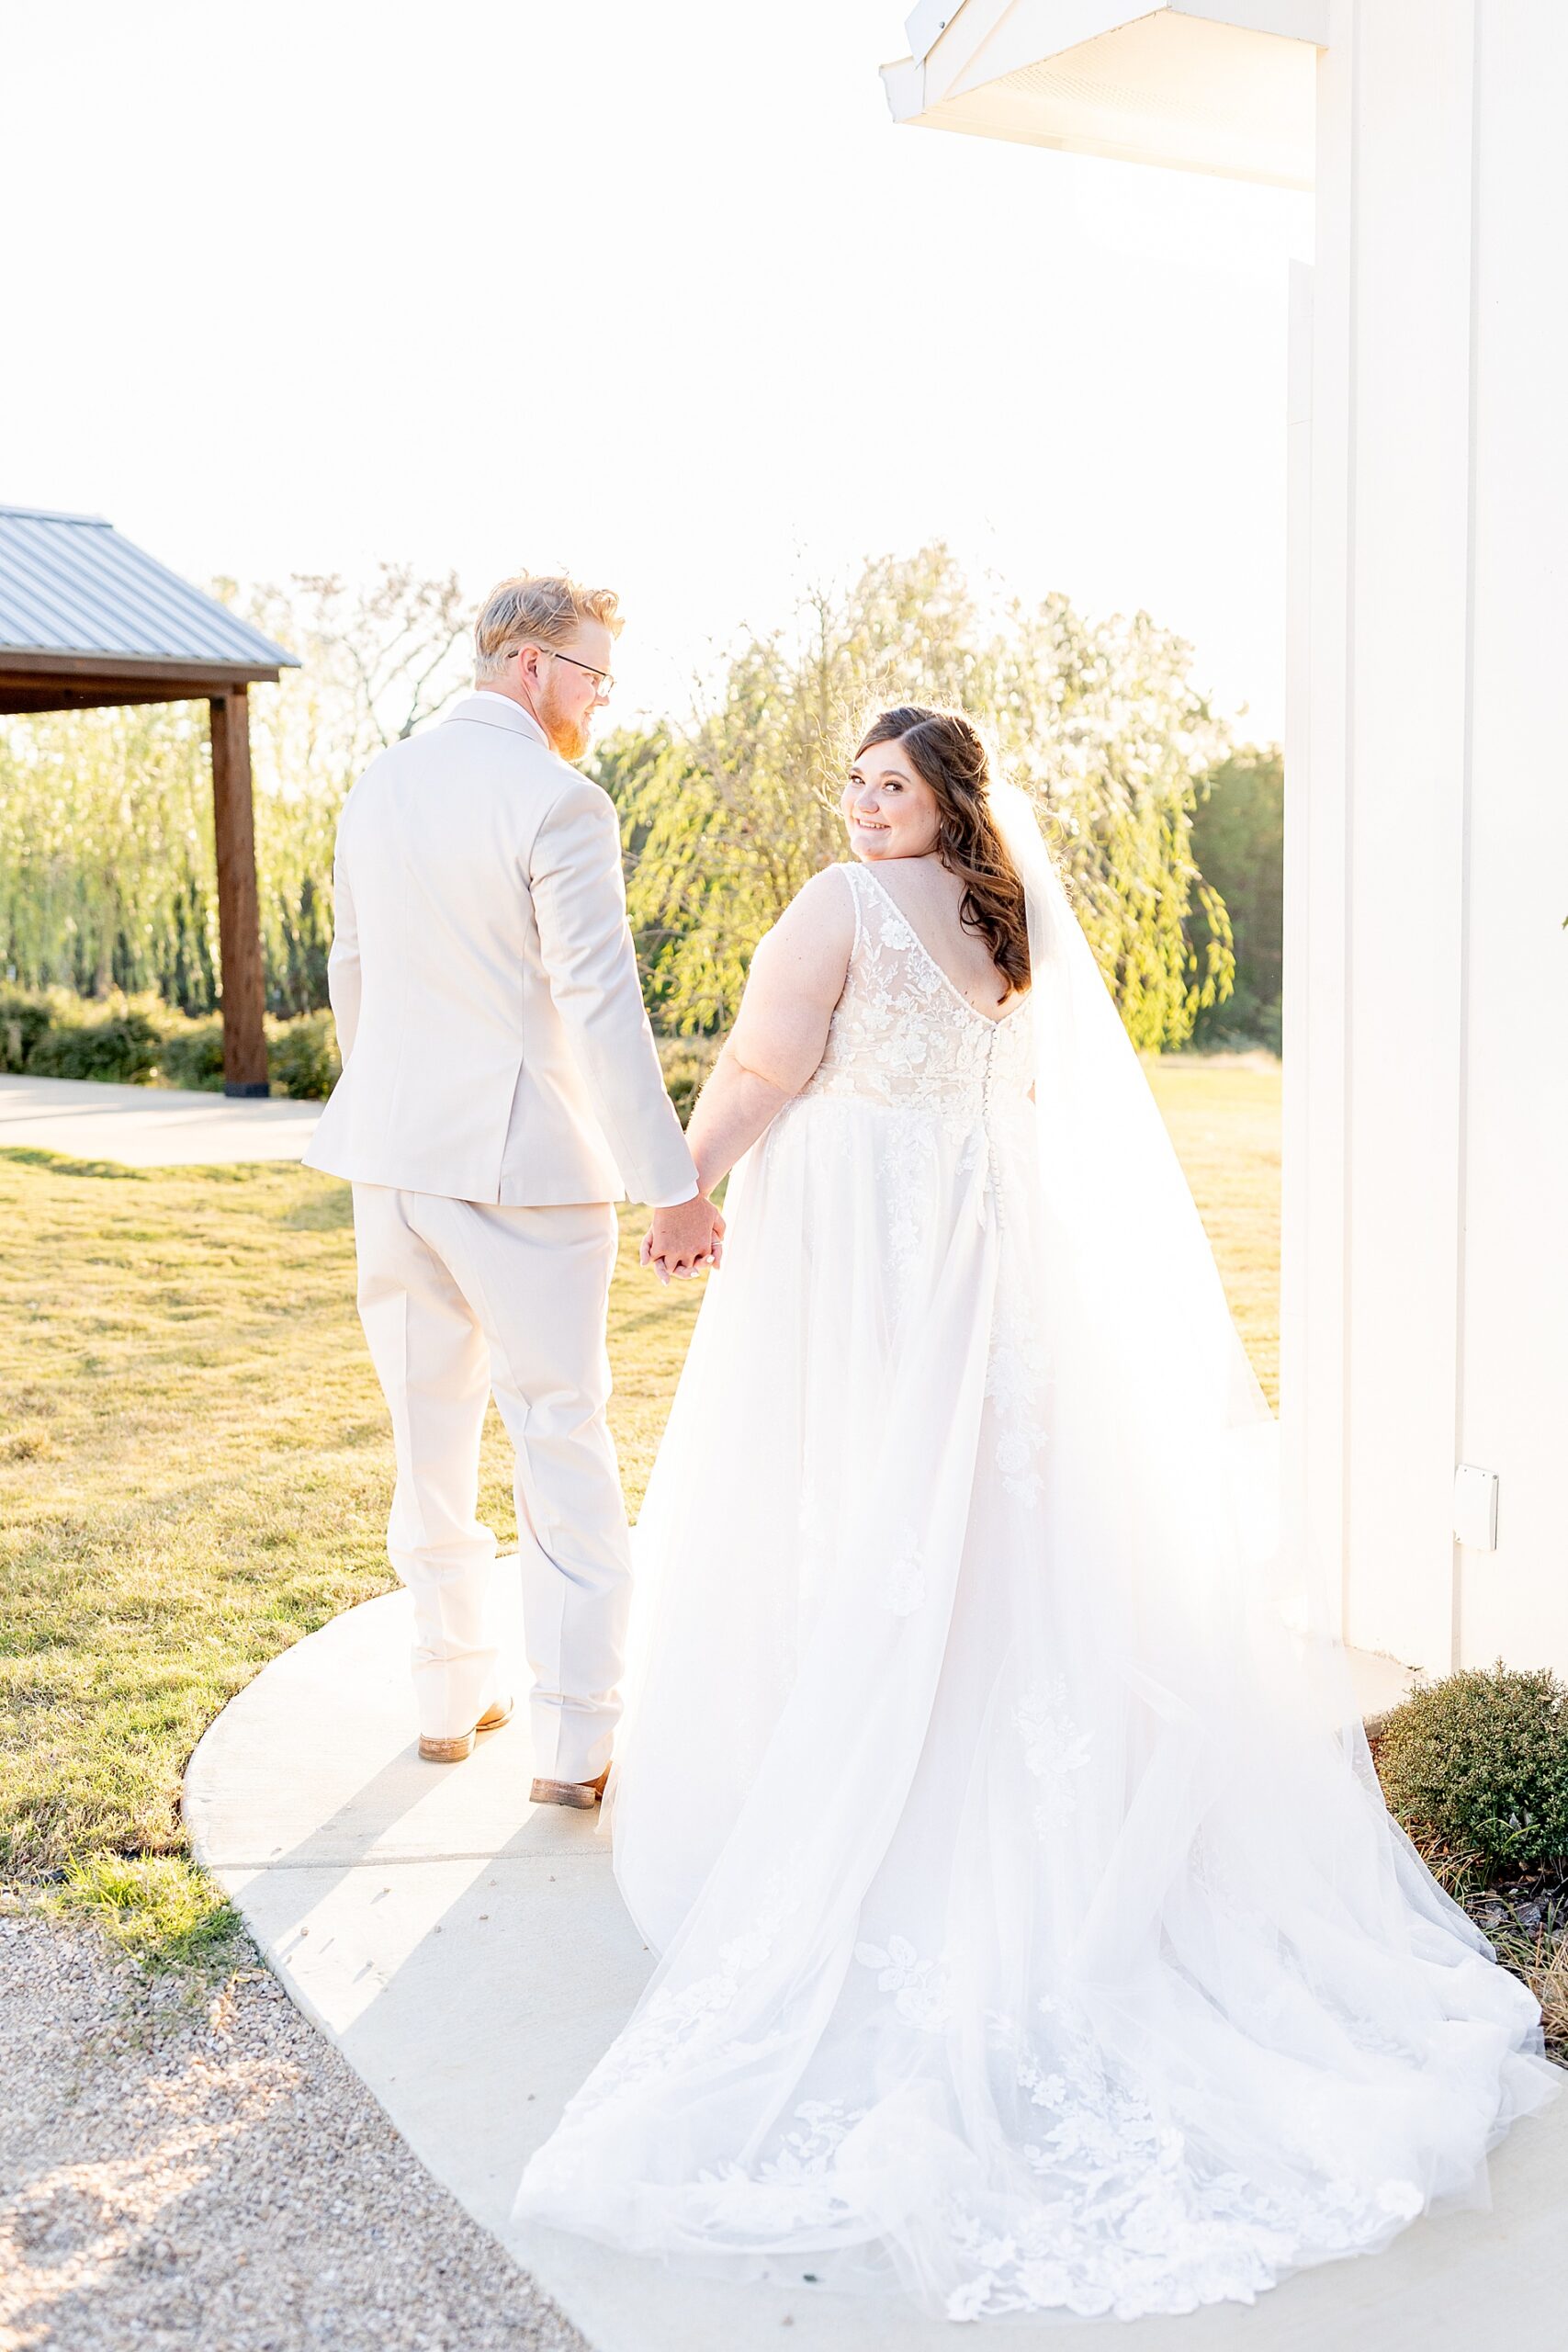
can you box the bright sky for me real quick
[3,0,1312,739]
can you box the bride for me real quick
[513,707,1558,2322]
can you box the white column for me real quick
[1280,10,1358,1649]
[1338,0,1476,1672]
[1279,256,1332,1628]
[1291,0,1483,1676]
[1452,3,1568,1674]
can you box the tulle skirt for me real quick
[513,1088,1560,2323]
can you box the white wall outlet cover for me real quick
[1453,1464,1499,1552]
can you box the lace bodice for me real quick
[801,861,1033,1114]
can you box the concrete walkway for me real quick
[0,1073,320,1164]
[185,1571,1566,2351]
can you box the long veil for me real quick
[515,786,1557,2320]
[984,778,1551,2073]
[987,778,1342,1767]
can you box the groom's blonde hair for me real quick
[473,572,623,682]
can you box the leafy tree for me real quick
[0,701,218,1002]
[0,568,472,1014]
[604,546,1235,1048]
[1187,745,1284,1051]
[0,547,1248,1057]
[242,562,471,786]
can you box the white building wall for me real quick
[1287,0,1568,1676]
[1342,0,1473,1669]
[1453,5,1568,1673]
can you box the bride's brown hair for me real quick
[854,707,1031,999]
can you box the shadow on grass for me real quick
[0,1146,150,1182]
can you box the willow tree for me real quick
[0,567,472,1015]
[607,546,1235,1049]
[0,702,217,1004]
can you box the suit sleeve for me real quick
[326,837,362,1066]
[529,779,699,1208]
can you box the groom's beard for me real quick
[539,682,592,763]
[548,710,592,762]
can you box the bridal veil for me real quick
[514,786,1557,2321]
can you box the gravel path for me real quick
[0,1909,592,2352]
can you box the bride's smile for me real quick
[841,739,941,860]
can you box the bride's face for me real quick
[842,741,941,860]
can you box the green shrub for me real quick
[0,987,56,1073]
[3,984,710,1115]
[28,1009,163,1085]
[156,1015,227,1092]
[266,1008,341,1101]
[1373,1663,1568,1876]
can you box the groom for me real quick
[304,573,722,1805]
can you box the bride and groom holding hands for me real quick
[305,572,1556,2324]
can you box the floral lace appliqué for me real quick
[1016,1678,1093,1829]
[853,1934,952,2031]
[934,1995,1430,2322]
[801,865,1033,1120]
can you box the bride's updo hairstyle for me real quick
[854,706,1032,999]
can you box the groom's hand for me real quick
[642,1195,724,1283]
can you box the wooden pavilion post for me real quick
[208,687,269,1096]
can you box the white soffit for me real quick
[883,1,1322,191]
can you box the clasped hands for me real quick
[640,1192,725,1285]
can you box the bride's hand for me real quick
[641,1207,726,1285]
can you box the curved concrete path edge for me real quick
[0,1073,320,1165]
[184,1566,1568,2352]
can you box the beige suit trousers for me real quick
[351,1184,628,1781]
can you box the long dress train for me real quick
[513,854,1558,2324]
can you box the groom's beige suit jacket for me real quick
[303,692,697,1208]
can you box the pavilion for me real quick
[0,504,298,1094]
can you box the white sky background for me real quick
[2,0,1312,741]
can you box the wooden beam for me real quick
[0,650,283,706]
[209,689,269,1096]
[0,681,245,714]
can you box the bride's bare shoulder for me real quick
[747,865,856,998]
[779,862,858,935]
[805,863,861,933]
[801,862,859,902]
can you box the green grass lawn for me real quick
[1144,1052,1281,1408]
[0,1057,1280,1966]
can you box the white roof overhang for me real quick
[882,1,1324,190]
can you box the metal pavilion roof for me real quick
[0,504,296,675]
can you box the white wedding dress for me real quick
[513,845,1559,2324]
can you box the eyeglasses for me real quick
[520,644,614,698]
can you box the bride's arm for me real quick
[683,869,854,1194]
